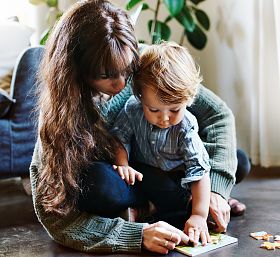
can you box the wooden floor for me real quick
[0,166,279,257]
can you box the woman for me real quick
[30,0,248,254]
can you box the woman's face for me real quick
[88,75,127,96]
[88,48,134,96]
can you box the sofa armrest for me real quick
[0,88,16,118]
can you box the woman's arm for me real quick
[188,84,237,200]
[30,140,188,254]
[188,84,237,232]
[30,139,144,253]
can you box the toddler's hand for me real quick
[184,214,211,246]
[113,165,143,185]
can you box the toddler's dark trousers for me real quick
[78,161,191,229]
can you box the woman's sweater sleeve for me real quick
[187,85,237,200]
[29,139,144,253]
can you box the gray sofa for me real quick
[0,46,44,178]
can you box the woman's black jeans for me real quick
[236,149,251,184]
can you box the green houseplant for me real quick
[126,0,210,49]
[29,0,66,44]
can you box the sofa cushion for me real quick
[0,47,44,177]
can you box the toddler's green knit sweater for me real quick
[30,84,237,253]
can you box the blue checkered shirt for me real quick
[111,96,210,187]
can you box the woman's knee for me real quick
[82,161,115,181]
[236,149,251,184]
[78,161,130,215]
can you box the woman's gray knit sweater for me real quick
[30,84,237,253]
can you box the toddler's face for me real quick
[141,87,187,129]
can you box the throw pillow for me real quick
[0,19,33,93]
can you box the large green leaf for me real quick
[46,0,57,7]
[175,6,195,32]
[163,0,184,16]
[40,29,50,45]
[56,12,63,20]
[164,15,173,23]
[148,20,171,43]
[142,3,149,10]
[126,0,143,10]
[185,24,207,49]
[29,0,46,5]
[195,9,210,30]
[190,0,206,4]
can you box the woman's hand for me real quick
[209,192,230,232]
[183,214,211,246]
[142,221,189,254]
[113,165,143,185]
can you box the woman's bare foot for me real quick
[128,207,138,222]
[124,202,157,222]
[21,176,31,196]
[228,198,246,216]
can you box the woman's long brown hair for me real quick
[37,0,138,215]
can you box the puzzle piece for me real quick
[251,232,280,251]
[260,241,280,250]
[274,235,280,242]
[275,242,280,249]
[260,242,275,250]
[263,234,273,241]
[209,232,222,244]
[250,231,268,240]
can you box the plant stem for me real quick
[151,0,161,44]
[179,29,185,46]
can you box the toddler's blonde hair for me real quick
[134,41,202,106]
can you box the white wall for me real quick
[193,0,255,154]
